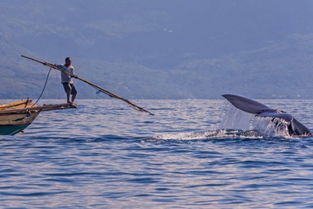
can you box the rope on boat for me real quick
[32,67,52,106]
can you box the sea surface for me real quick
[1,99,313,208]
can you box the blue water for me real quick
[1,99,313,208]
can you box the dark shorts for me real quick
[62,83,77,95]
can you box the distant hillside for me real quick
[1,0,313,99]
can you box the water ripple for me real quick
[0,99,313,208]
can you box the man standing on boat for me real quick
[58,57,77,104]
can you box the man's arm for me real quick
[57,65,71,74]
[70,66,78,78]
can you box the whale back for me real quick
[290,118,311,136]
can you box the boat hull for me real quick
[0,112,39,135]
[0,125,29,135]
[0,100,76,135]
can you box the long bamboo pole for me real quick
[21,55,154,115]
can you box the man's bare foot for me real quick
[68,101,77,108]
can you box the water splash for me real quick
[154,101,295,140]
[220,103,291,138]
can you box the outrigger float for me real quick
[0,55,153,135]
[0,99,76,135]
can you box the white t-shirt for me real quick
[60,65,75,84]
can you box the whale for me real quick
[222,94,311,137]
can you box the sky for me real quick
[1,0,313,99]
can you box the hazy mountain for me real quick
[1,0,313,99]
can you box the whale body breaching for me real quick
[222,94,311,137]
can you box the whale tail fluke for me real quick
[222,94,271,114]
[222,94,311,136]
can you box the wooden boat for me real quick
[0,55,153,136]
[0,99,76,135]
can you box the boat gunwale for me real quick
[0,103,76,115]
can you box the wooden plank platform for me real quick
[0,103,77,115]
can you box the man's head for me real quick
[65,57,71,66]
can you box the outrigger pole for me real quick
[21,55,154,115]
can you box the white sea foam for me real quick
[155,129,263,140]
[155,102,292,140]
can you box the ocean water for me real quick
[1,99,313,208]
